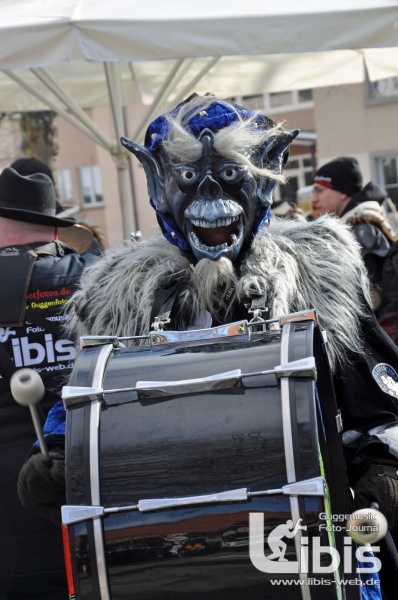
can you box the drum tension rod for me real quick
[61,476,325,525]
[244,356,317,381]
[62,355,317,408]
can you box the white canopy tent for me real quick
[1,0,398,237]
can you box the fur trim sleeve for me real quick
[65,238,192,340]
[240,215,371,370]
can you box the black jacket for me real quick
[0,241,97,600]
[341,182,396,315]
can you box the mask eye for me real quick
[219,166,238,182]
[176,167,198,183]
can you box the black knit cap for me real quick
[313,156,363,197]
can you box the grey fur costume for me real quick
[67,215,370,373]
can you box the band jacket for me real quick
[0,241,97,600]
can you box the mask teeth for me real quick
[191,230,228,252]
[191,216,238,228]
[230,234,238,245]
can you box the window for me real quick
[239,89,313,114]
[298,89,313,103]
[275,154,314,204]
[238,94,263,111]
[269,91,292,108]
[375,154,398,205]
[78,166,103,206]
[366,76,398,105]
[57,169,73,203]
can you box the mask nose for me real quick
[198,174,223,200]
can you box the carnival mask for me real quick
[121,95,298,262]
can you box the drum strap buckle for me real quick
[152,310,171,331]
[248,296,269,331]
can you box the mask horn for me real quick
[255,129,300,208]
[120,136,165,208]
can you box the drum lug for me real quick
[280,476,325,497]
[274,356,317,380]
[250,476,325,499]
[247,297,269,331]
[151,311,171,331]
[62,385,103,408]
[80,335,122,349]
[279,309,317,326]
[61,504,105,525]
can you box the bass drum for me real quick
[62,314,359,600]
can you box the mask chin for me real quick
[191,243,243,262]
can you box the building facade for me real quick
[1,78,397,248]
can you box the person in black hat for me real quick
[10,157,106,256]
[10,156,55,183]
[312,156,364,216]
[312,157,398,322]
[0,167,98,600]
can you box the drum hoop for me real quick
[280,321,313,597]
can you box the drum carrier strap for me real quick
[0,242,65,383]
[0,245,37,327]
[313,326,352,516]
[150,281,179,329]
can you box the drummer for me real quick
[18,93,398,598]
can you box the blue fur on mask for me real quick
[146,101,270,152]
[150,199,189,251]
[255,205,272,232]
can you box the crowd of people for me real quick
[2,93,398,600]
[275,155,398,346]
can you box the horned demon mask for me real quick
[121,94,299,262]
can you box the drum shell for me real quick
[65,324,356,600]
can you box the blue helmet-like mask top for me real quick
[121,94,299,262]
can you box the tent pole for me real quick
[168,57,220,108]
[104,62,136,240]
[131,58,185,141]
[31,68,114,151]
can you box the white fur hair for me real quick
[161,94,287,183]
[67,216,370,372]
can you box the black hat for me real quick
[10,157,54,182]
[9,157,76,221]
[0,167,74,227]
[313,156,363,197]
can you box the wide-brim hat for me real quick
[0,167,74,227]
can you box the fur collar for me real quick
[342,201,396,244]
[67,215,370,371]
